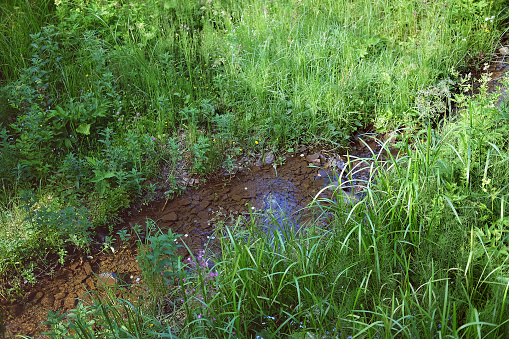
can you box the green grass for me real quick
[1,0,509,336]
[0,0,56,83]
[180,77,509,337]
[38,79,509,337]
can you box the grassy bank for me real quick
[39,75,509,338]
[0,0,508,335]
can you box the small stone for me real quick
[178,198,191,206]
[40,294,55,307]
[54,292,66,300]
[63,293,77,309]
[34,291,44,303]
[305,153,321,163]
[500,46,509,55]
[86,277,95,290]
[161,211,178,222]
[54,299,63,309]
[83,262,92,275]
[264,152,275,165]
[70,261,80,270]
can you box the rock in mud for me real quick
[54,292,66,300]
[231,194,242,202]
[40,294,54,308]
[305,153,321,166]
[500,46,509,55]
[83,262,93,275]
[162,211,178,222]
[33,291,44,303]
[264,152,275,165]
[178,198,191,206]
[63,293,77,309]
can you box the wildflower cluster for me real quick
[178,250,219,320]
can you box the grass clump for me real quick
[0,191,93,301]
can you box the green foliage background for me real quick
[0,0,508,336]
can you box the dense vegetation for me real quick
[1,0,509,337]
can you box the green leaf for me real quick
[86,156,97,166]
[91,170,116,182]
[76,123,91,135]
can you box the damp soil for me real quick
[2,44,509,338]
[1,135,388,338]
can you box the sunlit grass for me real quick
[1,0,509,335]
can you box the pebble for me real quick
[264,152,275,165]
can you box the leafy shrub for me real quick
[0,191,92,297]
[136,220,185,293]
